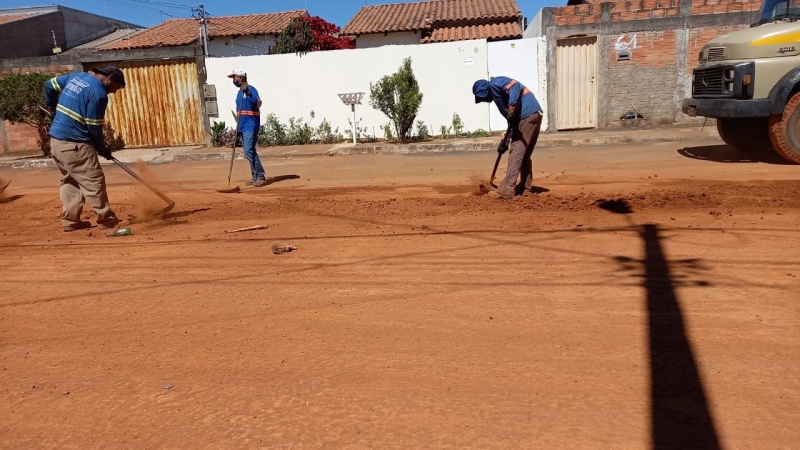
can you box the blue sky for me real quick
[6,0,552,28]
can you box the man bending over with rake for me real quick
[473,76,544,199]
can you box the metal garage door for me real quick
[556,36,598,130]
[85,58,205,147]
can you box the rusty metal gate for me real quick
[555,36,598,131]
[84,58,205,147]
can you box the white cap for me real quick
[227,69,246,78]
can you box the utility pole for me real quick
[197,4,209,57]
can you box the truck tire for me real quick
[768,92,800,164]
[717,118,773,153]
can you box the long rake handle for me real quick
[227,97,244,188]
[111,157,174,207]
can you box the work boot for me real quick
[63,221,92,232]
[252,179,267,187]
[97,216,123,230]
[488,190,513,200]
[525,175,533,190]
[245,178,255,186]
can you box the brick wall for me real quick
[552,0,761,25]
[0,62,79,155]
[545,0,762,130]
[605,31,680,125]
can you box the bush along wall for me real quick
[210,111,492,148]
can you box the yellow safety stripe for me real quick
[56,105,104,126]
[50,77,62,93]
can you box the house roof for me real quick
[0,13,40,25]
[62,29,146,54]
[343,0,521,36]
[420,21,522,43]
[102,10,307,50]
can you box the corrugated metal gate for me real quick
[84,58,205,147]
[555,37,598,131]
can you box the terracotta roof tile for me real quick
[103,10,307,50]
[0,14,38,25]
[343,0,521,36]
[420,21,521,43]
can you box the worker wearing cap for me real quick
[228,69,266,187]
[473,76,544,199]
[45,66,126,231]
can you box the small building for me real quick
[0,5,141,59]
[531,0,763,131]
[101,10,308,56]
[343,0,525,48]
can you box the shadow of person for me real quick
[266,174,301,186]
[678,145,790,165]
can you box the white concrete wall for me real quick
[206,39,494,138]
[355,32,422,49]
[536,36,549,131]
[524,9,544,38]
[208,35,277,57]
[487,38,542,132]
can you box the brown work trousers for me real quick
[500,112,542,196]
[50,138,117,228]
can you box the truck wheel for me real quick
[768,92,800,164]
[717,118,773,153]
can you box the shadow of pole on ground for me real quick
[642,223,721,450]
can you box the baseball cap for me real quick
[472,79,490,103]
[92,66,126,87]
[227,69,247,78]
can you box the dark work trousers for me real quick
[500,112,542,196]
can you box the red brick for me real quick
[621,11,636,19]
[610,12,623,20]
[666,7,681,15]
[651,8,667,17]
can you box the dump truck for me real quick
[682,0,800,164]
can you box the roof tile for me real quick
[343,0,521,36]
[103,10,307,50]
[420,21,522,43]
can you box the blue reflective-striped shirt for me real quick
[45,72,108,150]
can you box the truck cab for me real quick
[682,0,800,164]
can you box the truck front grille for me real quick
[707,47,726,61]
[698,47,726,63]
[693,67,726,97]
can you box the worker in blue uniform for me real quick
[228,69,266,187]
[473,76,544,199]
[45,66,126,231]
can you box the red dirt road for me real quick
[1,141,799,449]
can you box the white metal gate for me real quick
[556,37,598,130]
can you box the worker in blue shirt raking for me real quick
[45,66,126,232]
[473,76,544,199]
[228,69,266,187]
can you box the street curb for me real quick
[0,133,719,169]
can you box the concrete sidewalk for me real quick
[0,126,720,170]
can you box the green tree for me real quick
[368,57,423,144]
[0,73,53,155]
